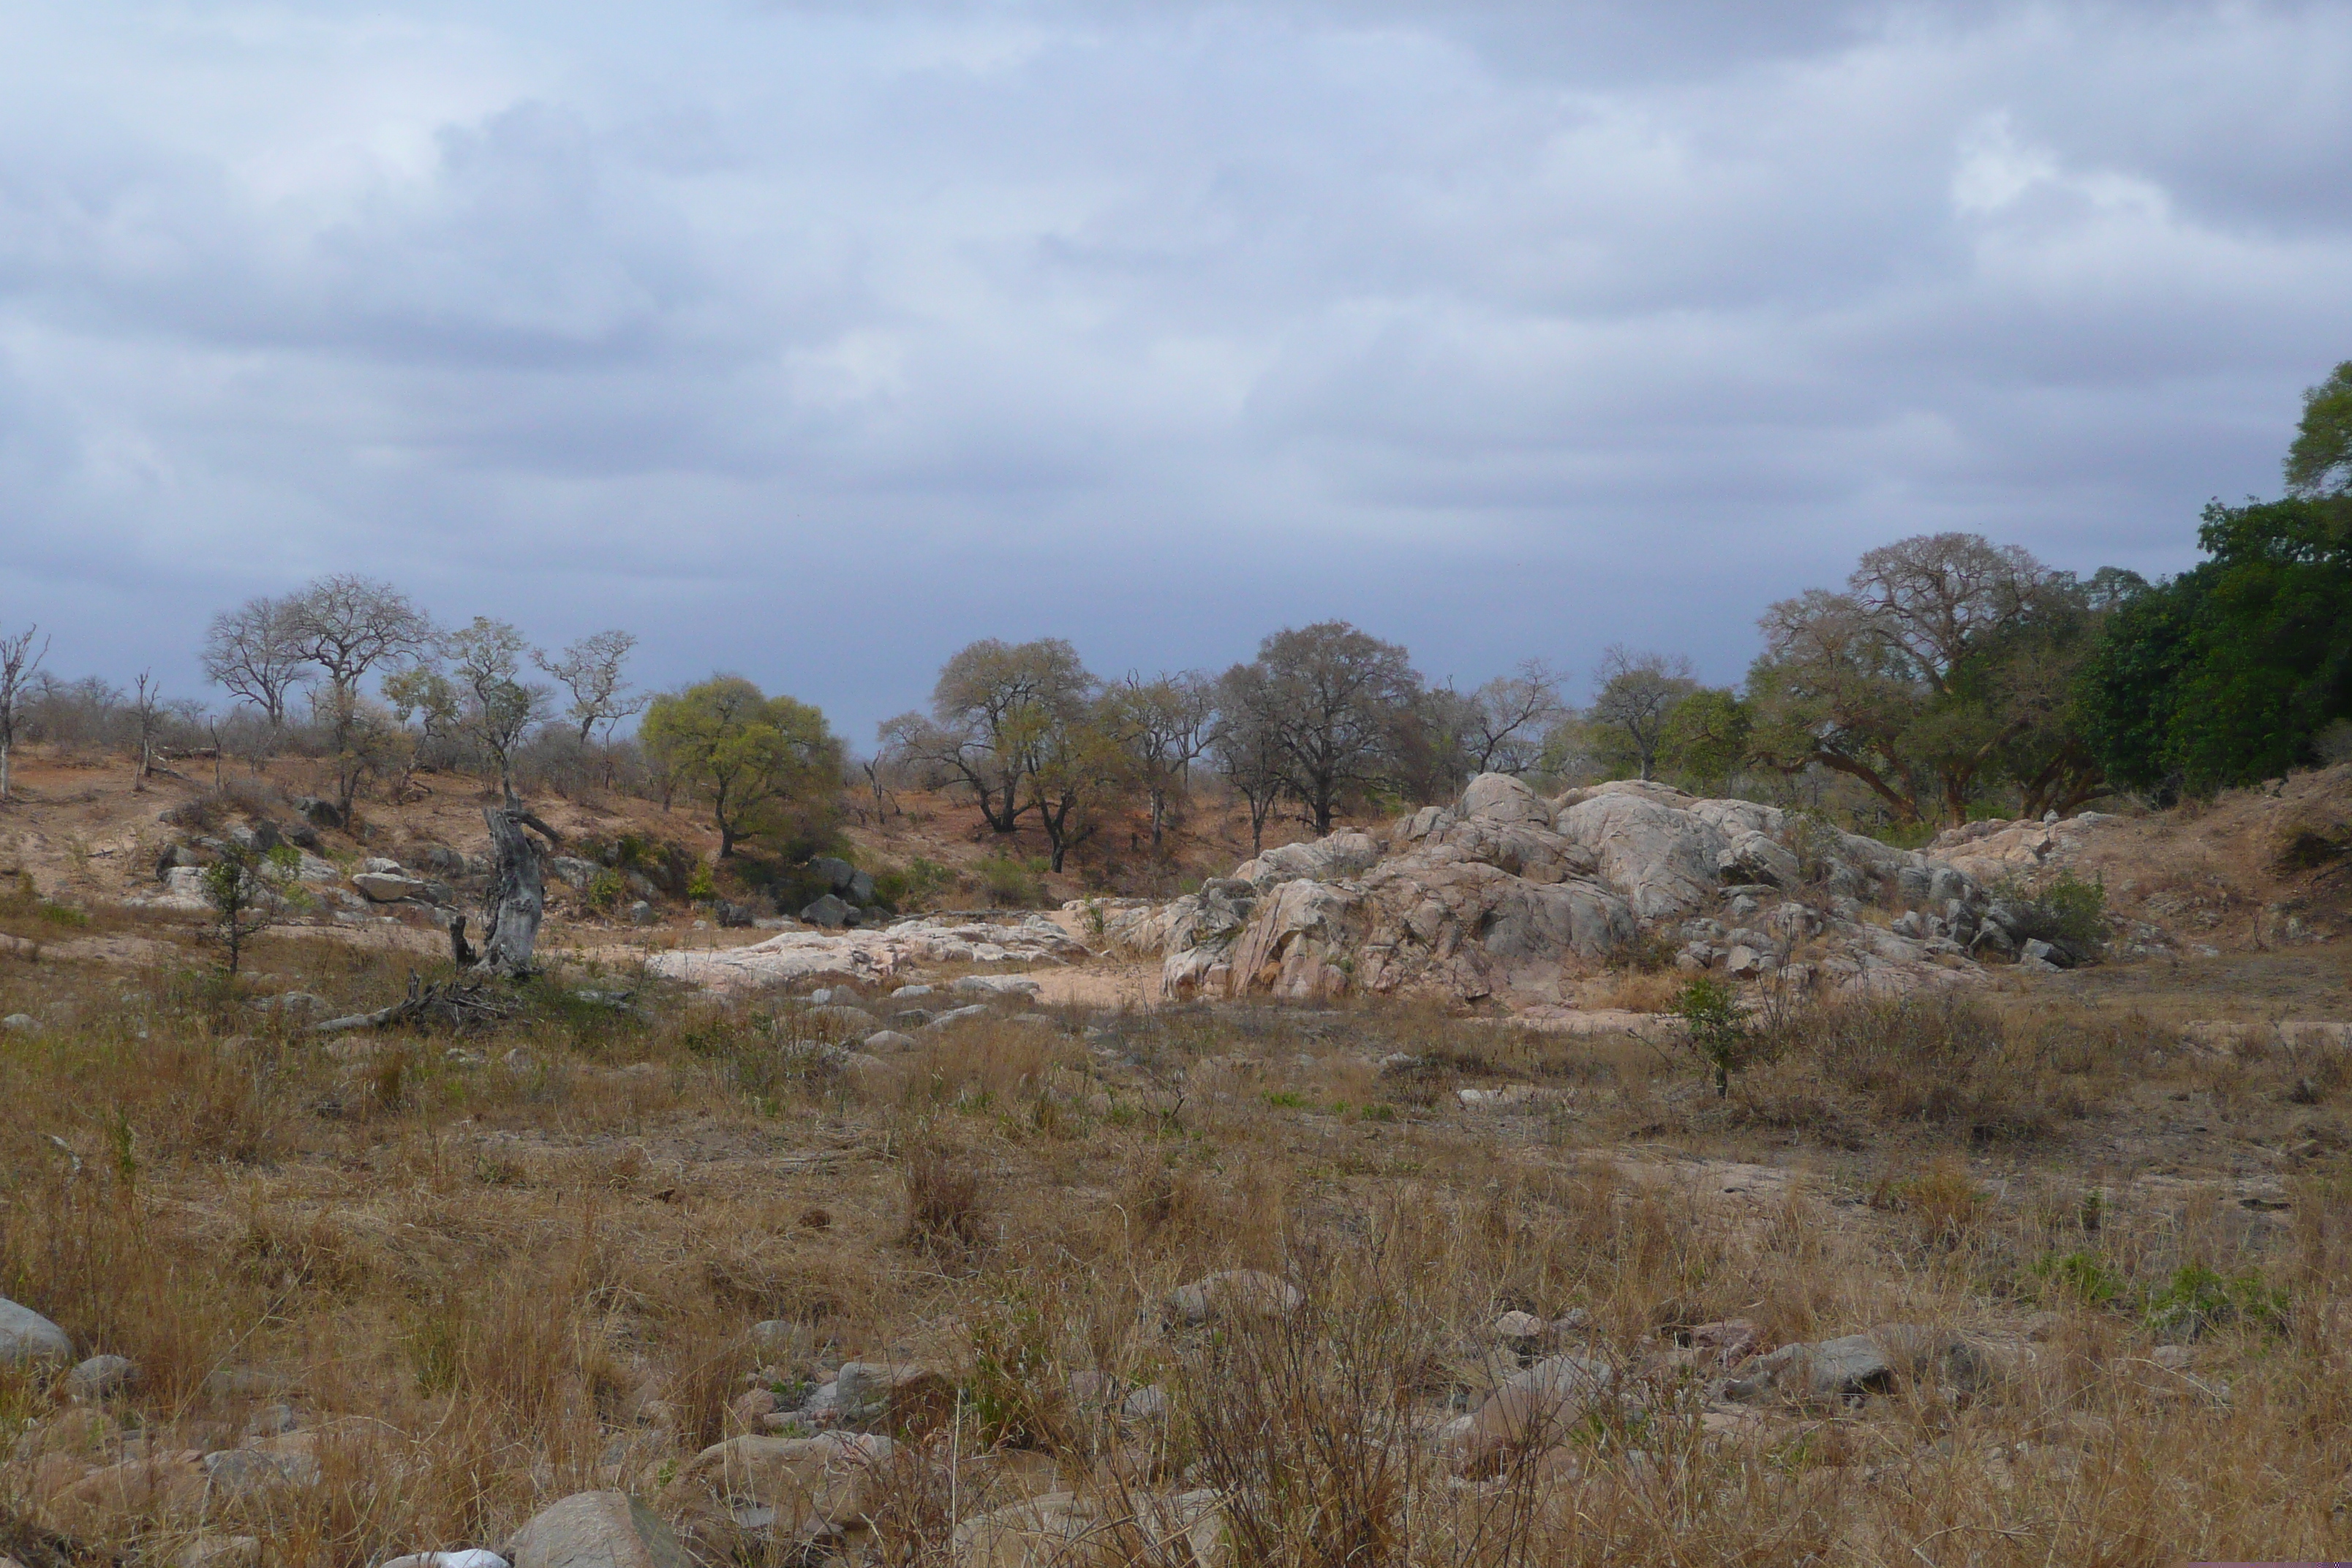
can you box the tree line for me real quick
[0,367,2343,869]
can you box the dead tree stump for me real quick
[476,796,560,977]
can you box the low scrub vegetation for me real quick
[0,932,2342,1564]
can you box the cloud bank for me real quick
[3,0,2348,734]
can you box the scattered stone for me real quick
[627,901,656,926]
[1449,1352,1616,1475]
[1164,1270,1303,1327]
[202,1447,320,1497]
[891,984,934,999]
[1492,1311,1546,1348]
[862,1030,916,1052]
[953,974,1041,998]
[1,1014,34,1032]
[833,1361,949,1429]
[380,1553,509,1568]
[799,894,852,930]
[63,1354,137,1401]
[921,1005,993,1031]
[0,1297,72,1365]
[508,1492,692,1568]
[353,872,429,902]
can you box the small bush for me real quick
[2032,1250,2125,1307]
[1675,975,1752,1097]
[974,855,1049,908]
[871,856,952,911]
[1992,869,2108,960]
[583,868,626,916]
[902,1143,987,1256]
[2145,1263,2288,1338]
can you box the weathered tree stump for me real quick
[475,796,559,977]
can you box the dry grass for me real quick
[0,936,2348,1565]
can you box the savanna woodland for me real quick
[0,375,2348,1568]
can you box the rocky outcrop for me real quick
[1107,774,2003,1007]
[647,916,1086,992]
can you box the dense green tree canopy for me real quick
[642,676,841,858]
[2081,497,2352,794]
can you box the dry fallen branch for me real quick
[312,970,517,1035]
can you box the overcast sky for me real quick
[4,0,2349,740]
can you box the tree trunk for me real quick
[477,802,546,976]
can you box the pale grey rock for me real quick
[64,1353,136,1401]
[507,1492,690,1568]
[1164,1270,1302,1326]
[861,1029,916,1052]
[353,872,427,902]
[953,973,1041,998]
[0,1296,71,1365]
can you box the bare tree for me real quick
[1588,646,1697,782]
[536,629,647,747]
[1234,621,1422,836]
[286,574,433,815]
[0,625,49,801]
[1101,671,1215,853]
[1210,663,1291,853]
[201,595,309,728]
[131,671,163,789]
[1458,659,1570,776]
[448,617,552,806]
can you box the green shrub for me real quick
[1674,975,1750,1096]
[2031,1250,2124,1307]
[584,868,626,916]
[976,854,1049,908]
[1993,869,2108,959]
[871,856,952,911]
[2144,1264,2287,1337]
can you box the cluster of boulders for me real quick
[648,916,1085,992]
[1096,775,2077,1009]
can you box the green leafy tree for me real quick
[878,639,1094,835]
[2285,360,2352,497]
[1746,534,2127,826]
[1657,687,1751,792]
[1588,647,1696,781]
[642,676,843,858]
[2082,498,2352,794]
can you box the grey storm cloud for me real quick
[1,0,2349,736]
